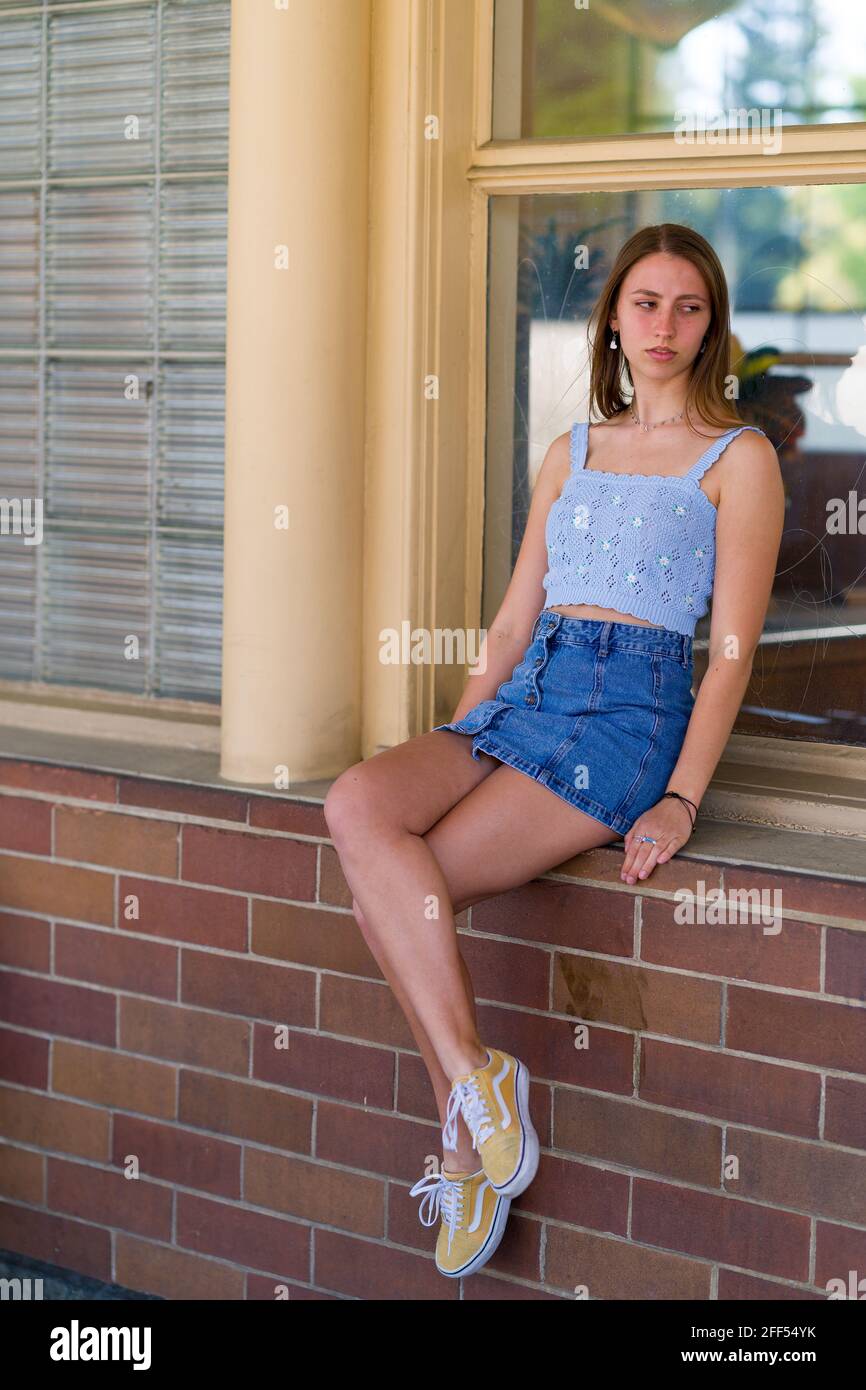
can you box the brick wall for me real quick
[0,756,864,1300]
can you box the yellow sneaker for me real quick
[409,1165,511,1278]
[442,1046,539,1198]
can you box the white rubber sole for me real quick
[489,1057,540,1199]
[436,1193,512,1278]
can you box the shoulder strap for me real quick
[685,424,767,483]
[570,420,589,472]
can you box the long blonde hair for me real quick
[588,223,744,440]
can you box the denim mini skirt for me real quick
[431,609,695,839]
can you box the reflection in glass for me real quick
[493,0,866,141]
[485,186,866,745]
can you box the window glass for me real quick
[485,184,866,745]
[493,0,866,141]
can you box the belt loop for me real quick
[598,621,611,657]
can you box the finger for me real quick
[655,837,683,865]
[623,838,656,881]
[635,841,665,879]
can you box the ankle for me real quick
[446,1043,489,1081]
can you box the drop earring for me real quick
[609,331,618,350]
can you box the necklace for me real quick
[629,404,684,433]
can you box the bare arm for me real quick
[661,430,786,814]
[449,433,570,721]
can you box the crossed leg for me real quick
[323,729,621,1170]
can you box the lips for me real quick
[647,348,675,359]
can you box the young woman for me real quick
[323,223,785,1281]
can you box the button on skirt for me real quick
[431,610,695,839]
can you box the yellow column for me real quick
[220,0,370,784]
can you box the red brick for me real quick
[315,1099,440,1184]
[725,1126,866,1226]
[116,1232,244,1299]
[0,1084,109,1160]
[119,875,247,951]
[249,796,329,837]
[181,948,315,1026]
[318,844,352,908]
[458,933,550,1010]
[319,974,417,1050]
[0,910,50,971]
[251,898,380,976]
[640,1037,820,1137]
[825,926,866,1002]
[246,1274,339,1299]
[0,1026,50,1088]
[476,1000,634,1093]
[553,953,722,1042]
[558,848,724,899]
[641,896,821,991]
[727,985,866,1075]
[725,866,866,926]
[176,1190,310,1278]
[55,805,178,877]
[0,760,117,801]
[514,1150,629,1231]
[118,776,247,822]
[182,823,316,899]
[0,1201,111,1282]
[463,1271,569,1300]
[554,1087,722,1186]
[0,1142,43,1204]
[244,1147,383,1236]
[313,1227,457,1301]
[112,1114,241,1198]
[252,1024,394,1110]
[718,1269,823,1300]
[52,1040,176,1119]
[471,879,634,955]
[55,923,178,1000]
[815,1219,866,1291]
[47,1155,172,1237]
[545,1223,711,1299]
[632,1176,810,1279]
[0,972,116,1046]
[0,796,51,854]
[0,854,113,924]
[824,1075,866,1150]
[178,1069,312,1151]
[120,997,249,1075]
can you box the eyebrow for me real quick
[629,288,708,302]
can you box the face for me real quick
[610,252,712,374]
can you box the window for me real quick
[0,0,230,702]
[493,0,866,141]
[478,1,866,750]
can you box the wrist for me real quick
[662,789,699,830]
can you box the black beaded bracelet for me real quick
[663,791,698,831]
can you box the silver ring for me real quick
[636,835,657,845]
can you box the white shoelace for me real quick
[409,1171,465,1252]
[442,1075,496,1152]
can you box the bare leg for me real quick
[325,733,621,1174]
[330,815,486,1082]
[352,897,480,1171]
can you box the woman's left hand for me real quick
[620,797,695,883]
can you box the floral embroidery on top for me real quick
[542,420,767,637]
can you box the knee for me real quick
[323,766,377,846]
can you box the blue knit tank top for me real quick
[542,420,767,637]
